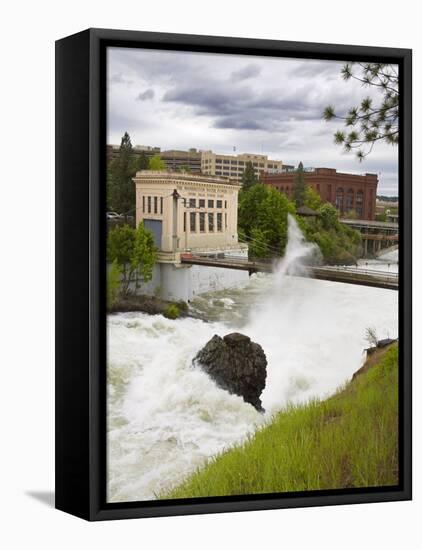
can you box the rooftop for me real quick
[134,171,241,187]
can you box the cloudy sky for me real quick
[107,47,398,196]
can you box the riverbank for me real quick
[163,342,398,499]
[108,294,190,319]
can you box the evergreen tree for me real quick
[293,162,306,207]
[137,151,149,170]
[323,63,399,160]
[108,132,137,214]
[241,161,258,191]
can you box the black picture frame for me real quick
[55,28,412,521]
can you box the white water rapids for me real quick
[107,216,398,502]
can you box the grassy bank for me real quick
[163,343,398,498]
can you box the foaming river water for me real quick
[107,219,398,502]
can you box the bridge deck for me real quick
[180,255,398,290]
[340,218,399,231]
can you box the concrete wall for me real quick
[123,261,248,302]
[157,263,249,302]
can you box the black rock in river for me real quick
[193,332,267,412]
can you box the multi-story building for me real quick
[107,144,161,164]
[201,151,283,181]
[107,145,201,173]
[134,171,246,253]
[262,167,378,220]
[160,148,201,173]
[133,171,248,301]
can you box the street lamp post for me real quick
[172,189,181,252]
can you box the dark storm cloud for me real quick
[163,81,343,131]
[230,64,261,81]
[108,48,398,194]
[213,117,264,130]
[136,88,155,101]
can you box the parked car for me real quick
[107,211,122,220]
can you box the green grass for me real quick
[163,344,398,498]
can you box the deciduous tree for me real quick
[149,155,166,170]
[107,223,157,296]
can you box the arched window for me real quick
[335,187,344,212]
[346,188,354,210]
[356,190,364,218]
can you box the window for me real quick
[238,161,244,166]
[217,212,223,232]
[224,200,227,209]
[208,213,214,232]
[190,212,196,232]
[253,162,258,167]
[208,199,214,208]
[346,189,354,210]
[215,171,222,175]
[356,190,364,218]
[335,188,344,212]
[216,200,223,208]
[225,213,227,229]
[231,160,237,164]
[199,212,205,232]
[183,212,186,232]
[154,196,158,214]
[189,198,196,208]
[160,197,163,214]
[147,196,151,213]
[142,196,145,212]
[223,159,230,164]
[223,172,229,176]
[199,199,205,208]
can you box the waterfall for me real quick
[107,213,398,502]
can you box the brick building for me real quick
[262,167,378,220]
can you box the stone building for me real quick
[262,167,378,220]
[201,150,283,181]
[133,171,248,300]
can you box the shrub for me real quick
[176,300,189,313]
[163,304,180,319]
[107,259,121,309]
